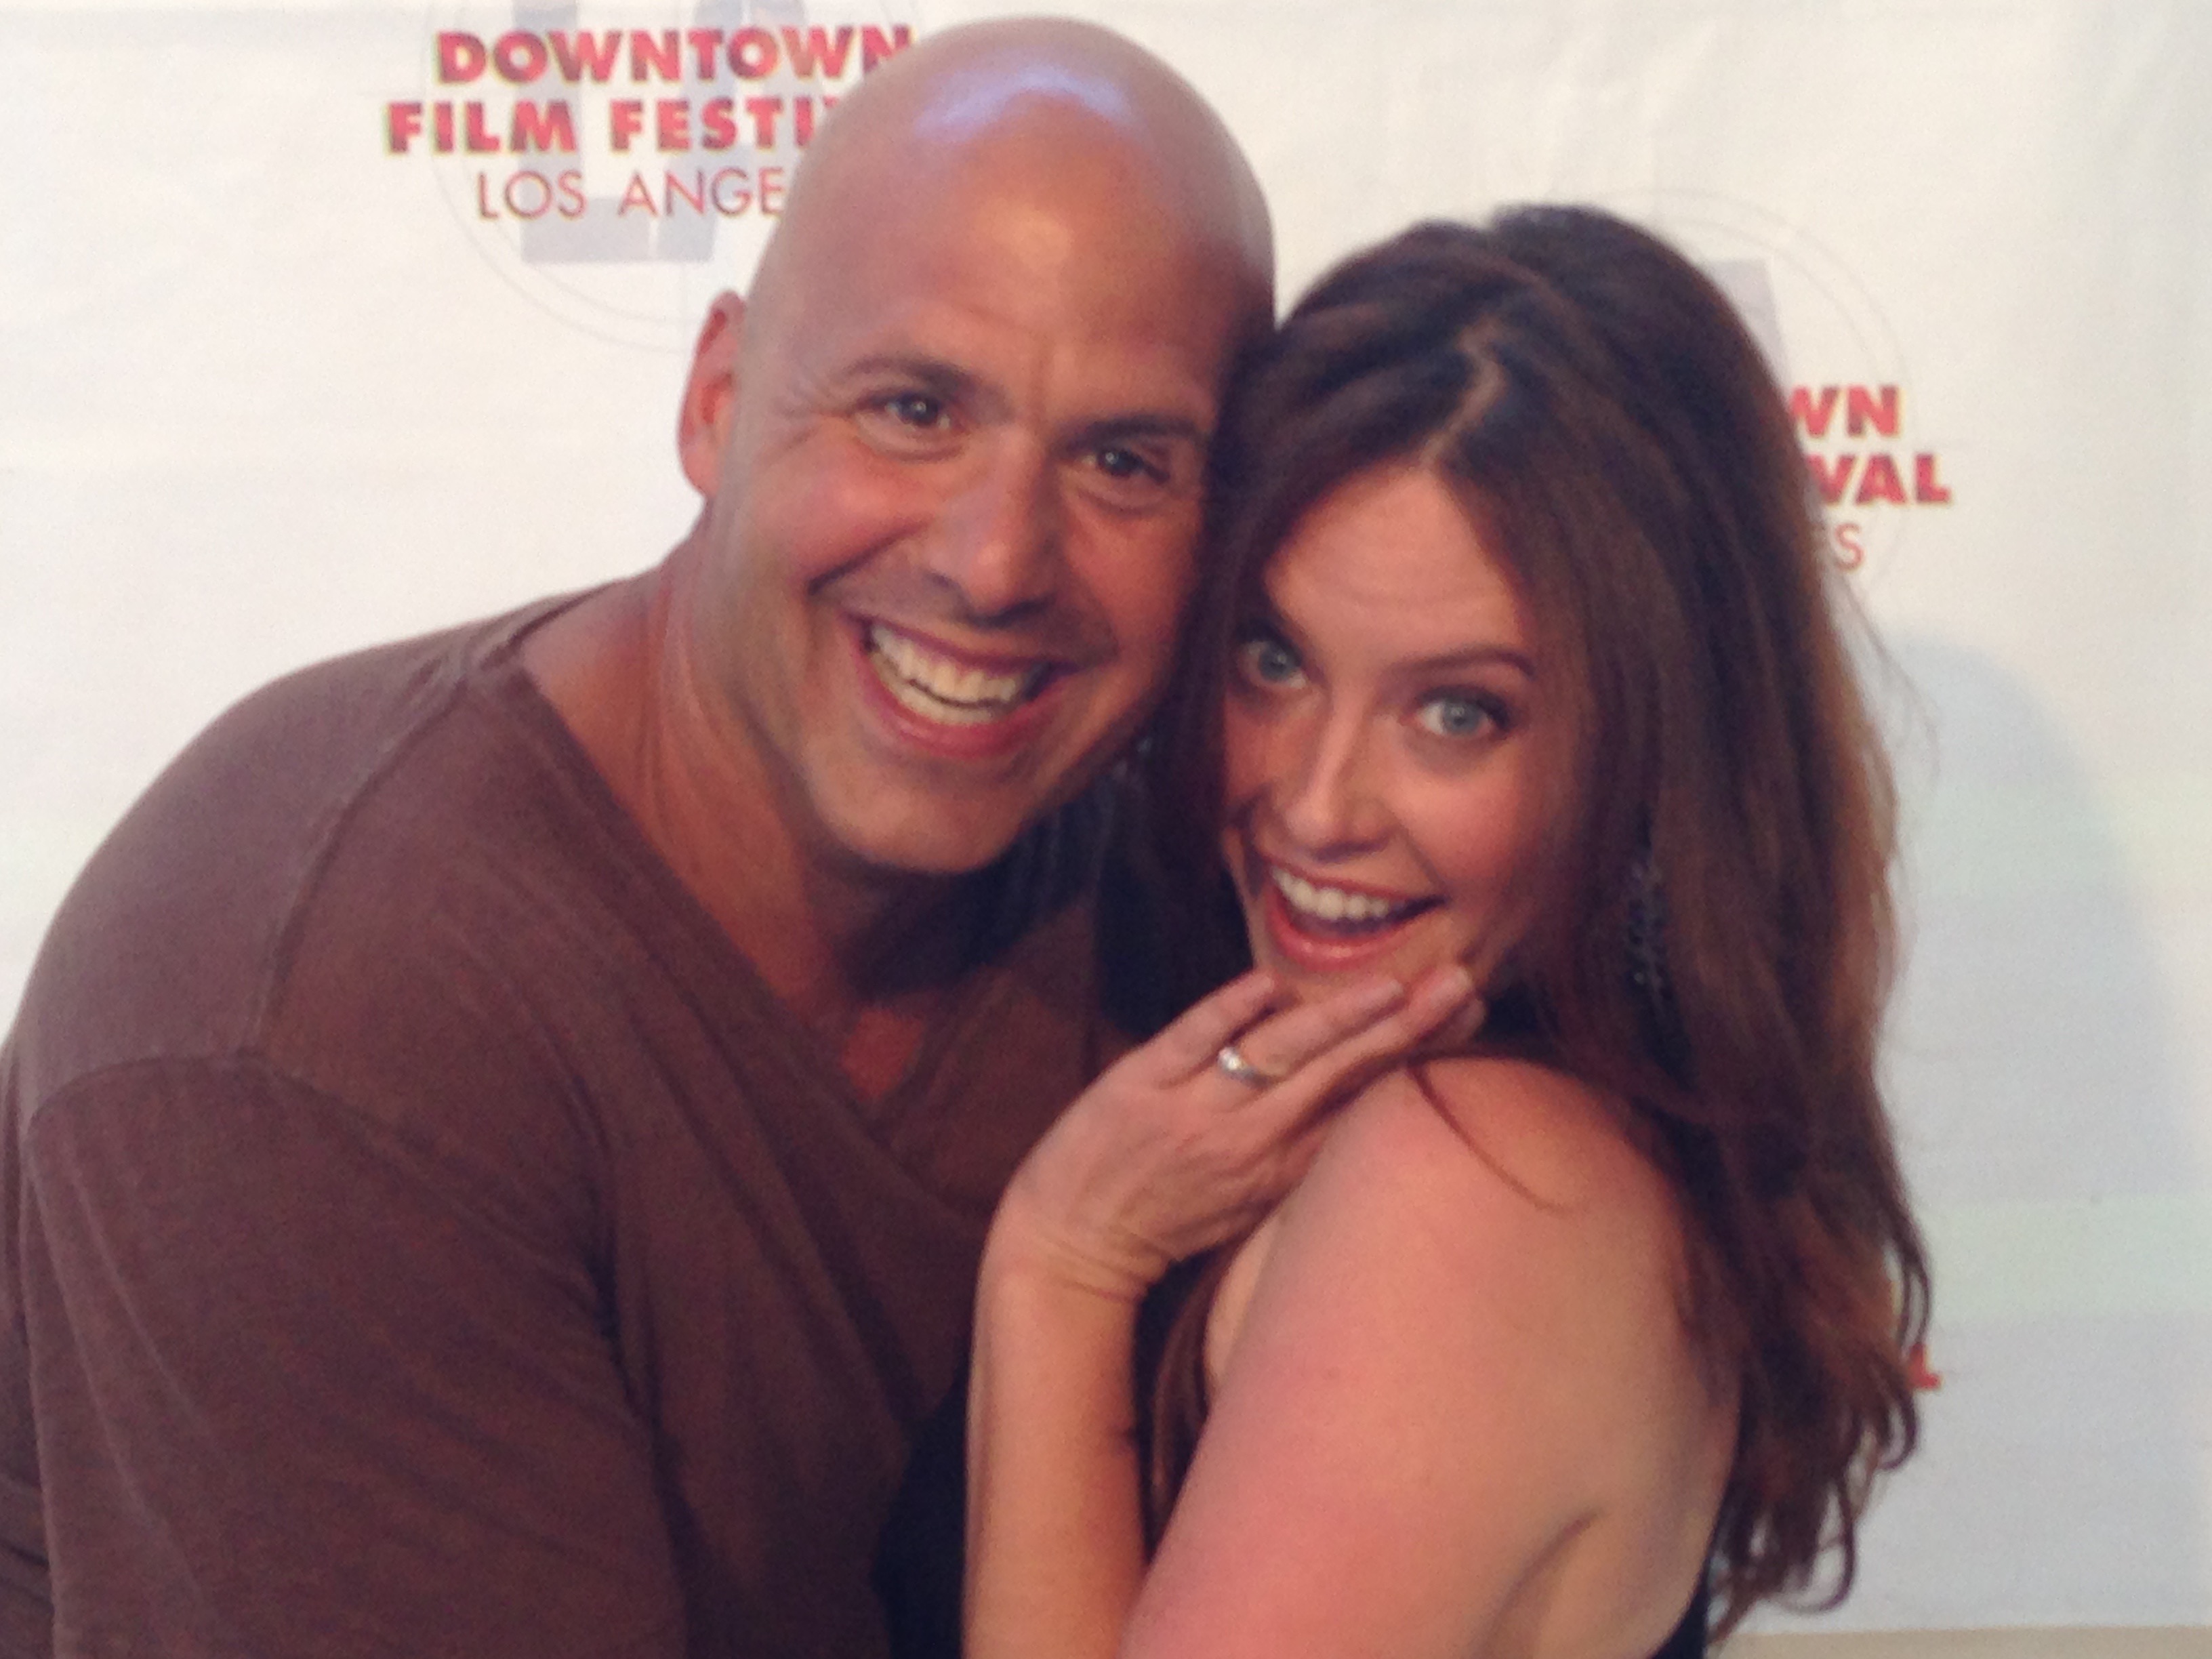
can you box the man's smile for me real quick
[862,621,1059,730]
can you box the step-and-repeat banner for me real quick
[3,1,2207,1645]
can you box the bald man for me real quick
[0,20,1271,1657]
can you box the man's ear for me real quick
[678,292,747,497]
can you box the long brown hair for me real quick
[1138,207,1929,1635]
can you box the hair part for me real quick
[1140,207,1929,1634]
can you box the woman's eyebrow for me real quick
[1397,643,1538,680]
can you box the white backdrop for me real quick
[3,0,2208,1642]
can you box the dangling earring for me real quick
[1625,840,1674,1031]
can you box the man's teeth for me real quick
[1270,867,1414,928]
[868,626,1040,726]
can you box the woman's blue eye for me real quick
[1415,694,1496,739]
[1236,636,1305,688]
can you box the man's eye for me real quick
[881,392,948,430]
[1071,437,1188,512]
[1235,634,1305,690]
[1092,445,1167,484]
[856,390,960,456]
[1414,693,1499,740]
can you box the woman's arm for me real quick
[1124,1059,1732,1659]
[963,966,1479,1659]
[964,1204,1151,1659]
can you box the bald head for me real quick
[655,19,1275,885]
[748,18,1273,342]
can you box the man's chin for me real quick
[817,796,1047,884]
[815,728,1134,883]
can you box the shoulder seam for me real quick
[244,634,499,1044]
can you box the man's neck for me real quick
[520,559,977,1096]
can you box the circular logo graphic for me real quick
[1600,188,1944,589]
[407,0,922,352]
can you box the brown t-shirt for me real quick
[0,602,1111,1658]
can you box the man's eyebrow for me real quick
[841,354,989,406]
[1068,411,1213,453]
[839,356,1212,449]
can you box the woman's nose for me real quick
[1273,711,1391,855]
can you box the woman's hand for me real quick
[966,962,1477,1659]
[988,962,1479,1304]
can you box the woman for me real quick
[959,206,1929,1658]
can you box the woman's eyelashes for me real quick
[1233,626,1515,745]
[1412,689,1511,742]
[1233,628,1307,691]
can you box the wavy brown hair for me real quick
[1134,207,1929,1637]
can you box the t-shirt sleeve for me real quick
[16,1056,685,1659]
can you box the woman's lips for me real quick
[1252,859,1439,975]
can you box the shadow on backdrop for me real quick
[1819,630,2212,1630]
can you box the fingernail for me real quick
[1350,975,1407,1012]
[1427,964,1477,1004]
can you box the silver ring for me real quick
[1214,1042,1275,1088]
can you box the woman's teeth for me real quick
[867,625,1043,726]
[1269,866,1420,931]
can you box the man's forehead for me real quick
[907,62,1142,146]
[796,298,1227,430]
[775,37,1261,281]
[815,83,1163,243]
[770,137,1232,365]
[739,22,1272,422]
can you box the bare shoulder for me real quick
[1401,1056,1683,1252]
[1167,1060,1733,1657]
[1353,1057,1716,1406]
[1299,1057,1685,1294]
[1211,1057,1694,1385]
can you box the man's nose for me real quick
[924,441,1062,623]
